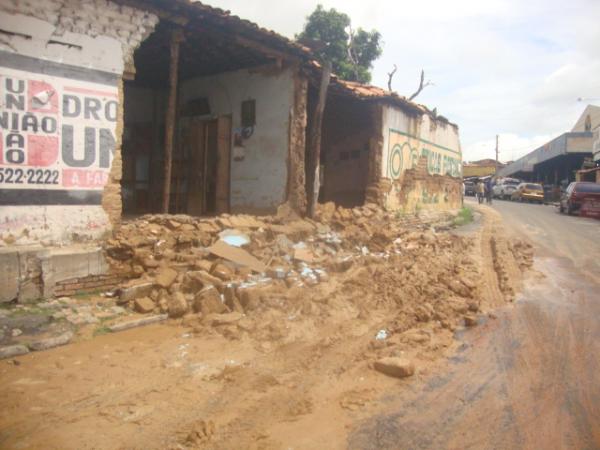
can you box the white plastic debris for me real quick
[375,329,389,340]
[218,229,250,247]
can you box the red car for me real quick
[559,182,600,215]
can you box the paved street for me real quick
[349,200,600,450]
[488,198,600,280]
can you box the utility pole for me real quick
[495,134,499,175]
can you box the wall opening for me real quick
[318,94,374,207]
[122,21,232,216]
[121,19,282,217]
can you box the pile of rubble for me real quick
[103,203,489,339]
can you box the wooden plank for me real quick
[215,115,232,214]
[161,28,184,213]
[307,61,332,218]
[186,119,206,216]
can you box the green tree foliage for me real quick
[297,5,382,83]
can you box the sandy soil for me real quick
[348,202,600,450]
[0,207,531,450]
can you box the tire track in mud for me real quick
[476,206,524,308]
[347,208,600,450]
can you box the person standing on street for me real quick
[485,178,493,204]
[477,179,485,204]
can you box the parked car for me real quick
[493,178,520,199]
[464,180,476,196]
[559,182,600,215]
[511,183,544,203]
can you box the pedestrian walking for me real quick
[477,180,485,204]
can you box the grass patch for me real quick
[7,306,54,318]
[453,207,474,227]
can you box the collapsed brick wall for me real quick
[102,78,125,224]
[54,273,124,297]
[287,71,308,214]
[391,156,462,213]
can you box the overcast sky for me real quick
[207,0,600,162]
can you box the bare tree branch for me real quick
[387,64,397,92]
[347,26,359,81]
[408,69,433,101]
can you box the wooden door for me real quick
[215,116,231,214]
[184,118,206,216]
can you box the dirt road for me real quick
[349,200,600,450]
[0,202,580,450]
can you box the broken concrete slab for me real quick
[108,314,168,333]
[29,331,74,352]
[118,282,155,303]
[207,240,266,273]
[0,344,29,359]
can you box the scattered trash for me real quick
[218,229,251,247]
[375,329,389,340]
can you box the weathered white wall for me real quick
[0,0,157,72]
[0,0,158,247]
[381,106,462,180]
[180,67,295,214]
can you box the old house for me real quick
[0,0,463,302]
[0,0,312,248]
[0,0,319,301]
[318,79,463,212]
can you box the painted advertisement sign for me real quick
[387,129,461,179]
[0,61,117,205]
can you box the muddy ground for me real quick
[0,206,532,449]
[347,199,600,450]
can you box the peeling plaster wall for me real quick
[379,105,462,212]
[287,72,307,214]
[0,0,158,247]
[180,66,296,214]
[393,155,463,213]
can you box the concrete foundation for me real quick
[0,245,110,302]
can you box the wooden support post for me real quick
[162,28,184,213]
[307,61,332,218]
